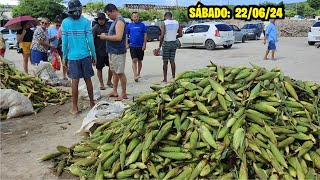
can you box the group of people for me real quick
[61,0,181,114]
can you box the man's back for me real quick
[164,19,179,42]
[62,16,96,60]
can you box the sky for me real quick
[0,0,306,7]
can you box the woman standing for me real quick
[16,21,34,73]
[30,18,55,65]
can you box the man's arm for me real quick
[126,25,130,48]
[16,30,26,43]
[85,21,97,60]
[142,24,147,50]
[159,22,165,48]
[177,24,182,38]
[99,21,125,42]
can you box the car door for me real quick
[193,25,210,45]
[181,26,195,46]
[232,25,241,41]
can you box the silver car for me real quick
[229,25,246,43]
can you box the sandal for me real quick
[107,83,113,88]
[100,87,106,90]
[115,96,128,101]
[108,93,119,97]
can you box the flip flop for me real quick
[134,77,139,82]
[100,87,106,90]
[108,93,119,97]
[115,96,128,101]
[63,77,68,80]
[69,109,81,116]
[107,83,113,88]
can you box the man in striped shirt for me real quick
[62,0,97,115]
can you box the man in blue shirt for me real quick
[264,19,278,61]
[126,12,147,82]
[62,0,97,114]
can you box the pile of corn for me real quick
[39,63,320,179]
[0,60,71,117]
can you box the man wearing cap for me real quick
[62,0,96,114]
[98,4,127,101]
[92,13,113,90]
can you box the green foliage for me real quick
[278,1,285,7]
[307,0,320,10]
[83,1,106,16]
[285,9,296,17]
[259,1,277,6]
[12,0,65,21]
[136,9,163,21]
[119,8,132,18]
[173,8,190,23]
[296,3,316,16]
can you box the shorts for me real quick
[31,49,48,64]
[20,42,31,54]
[96,54,109,70]
[109,53,126,74]
[130,47,144,60]
[0,48,5,57]
[162,41,177,61]
[268,41,276,50]
[67,56,94,79]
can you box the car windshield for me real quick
[215,24,232,31]
[242,24,258,29]
[1,29,9,34]
[313,22,320,27]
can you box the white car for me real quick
[0,27,18,49]
[308,20,320,45]
[176,22,235,50]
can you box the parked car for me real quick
[0,27,18,49]
[176,22,235,50]
[241,23,263,40]
[308,20,320,45]
[146,25,160,41]
[229,24,246,43]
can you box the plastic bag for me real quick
[0,89,35,119]
[78,79,101,101]
[51,50,61,71]
[33,61,60,85]
[75,101,129,136]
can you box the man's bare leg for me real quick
[138,60,142,77]
[132,58,138,81]
[71,79,80,113]
[109,72,119,96]
[271,50,276,60]
[264,50,270,60]
[84,78,95,108]
[97,69,105,89]
[170,60,176,79]
[118,73,127,98]
[163,60,169,82]
[107,68,113,87]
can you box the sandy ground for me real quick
[1,37,320,180]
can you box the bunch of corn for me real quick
[39,62,320,179]
[0,60,71,118]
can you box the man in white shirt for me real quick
[158,12,182,83]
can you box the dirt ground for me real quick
[1,37,319,180]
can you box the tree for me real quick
[83,1,106,16]
[307,0,320,10]
[285,9,296,17]
[259,1,276,6]
[278,1,285,7]
[12,0,65,21]
[119,8,132,18]
[173,8,190,24]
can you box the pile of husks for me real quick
[0,60,71,117]
[39,62,320,179]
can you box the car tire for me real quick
[223,44,232,49]
[176,39,181,49]
[308,41,315,45]
[242,36,246,43]
[205,39,216,50]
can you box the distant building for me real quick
[0,5,15,27]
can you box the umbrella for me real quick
[4,16,39,30]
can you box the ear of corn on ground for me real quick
[39,63,320,179]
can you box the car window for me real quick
[185,26,194,34]
[1,29,9,34]
[313,22,320,27]
[215,24,232,31]
[147,26,159,32]
[194,25,210,33]
[242,24,258,29]
[232,25,240,31]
